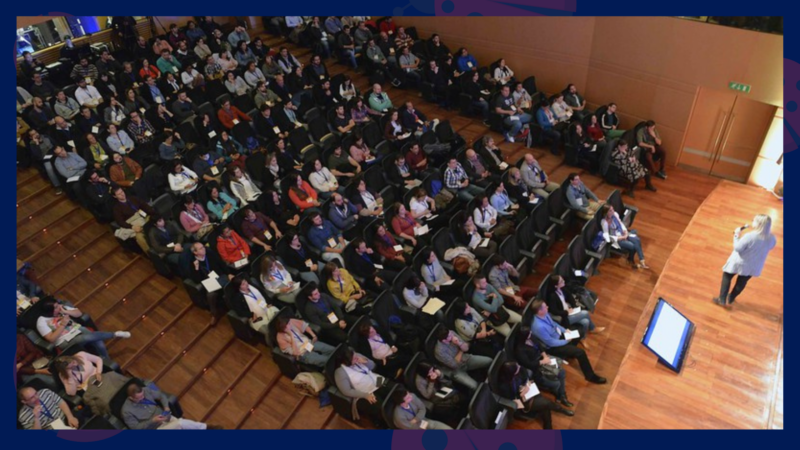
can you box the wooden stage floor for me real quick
[599,180,784,429]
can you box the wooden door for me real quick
[679,88,737,173]
[710,96,777,182]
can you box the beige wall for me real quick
[397,17,783,166]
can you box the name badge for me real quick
[510,105,517,112]
[389,48,395,55]
[67,140,76,148]
[467,61,473,68]
[139,210,148,218]
[155,97,163,104]
[85,77,92,84]
[388,30,393,35]
[303,342,314,353]
[172,67,179,73]
[374,264,384,270]
[208,131,217,138]
[327,312,339,323]
[319,74,325,80]
[272,126,281,134]
[144,130,152,137]
[575,197,584,206]
[91,126,99,134]
[393,245,403,252]
[374,55,380,60]
[232,119,240,125]
[234,258,248,269]
[210,166,219,175]
[139,108,146,114]
[305,259,313,268]
[327,238,337,247]
[264,230,272,240]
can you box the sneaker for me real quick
[712,297,727,307]
[114,331,131,339]
[55,188,64,196]
[645,184,657,192]
[391,79,402,87]
[656,171,667,180]
[505,134,515,143]
[482,120,491,127]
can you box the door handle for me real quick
[716,113,736,163]
[711,112,728,160]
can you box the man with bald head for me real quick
[463,148,499,188]
[368,83,393,112]
[18,387,79,430]
[520,153,559,198]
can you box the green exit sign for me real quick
[729,82,751,93]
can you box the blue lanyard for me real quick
[40,401,55,420]
[427,264,436,282]
[337,277,344,293]
[313,300,330,314]
[401,405,416,418]
[198,257,210,273]
[158,227,170,241]
[290,328,305,344]
[360,253,372,264]
[126,201,138,212]
[353,363,370,375]
[72,369,83,385]
[369,336,385,344]
[296,247,306,259]
[272,270,284,282]
[243,291,258,301]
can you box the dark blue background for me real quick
[8,1,791,445]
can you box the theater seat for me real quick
[467,383,514,429]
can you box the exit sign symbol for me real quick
[729,82,751,93]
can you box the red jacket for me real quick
[217,106,251,130]
[217,231,251,263]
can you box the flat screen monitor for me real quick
[641,298,695,373]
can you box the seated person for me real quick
[384,110,411,148]
[473,194,514,240]
[216,224,252,266]
[303,284,355,344]
[123,382,220,429]
[546,274,605,339]
[520,153,559,198]
[36,298,129,359]
[463,149,497,188]
[398,47,423,84]
[229,166,262,206]
[18,387,80,430]
[550,93,573,123]
[490,182,521,222]
[368,83,392,112]
[147,214,185,267]
[407,188,445,229]
[470,275,522,337]
[354,321,410,378]
[261,190,300,232]
[373,224,407,268]
[329,194,360,237]
[493,84,532,143]
[288,173,321,212]
[530,300,606,384]
[240,208,280,253]
[404,142,428,172]
[387,154,421,191]
[309,159,342,200]
[282,231,321,285]
[111,187,154,252]
[570,123,601,174]
[488,254,535,309]
[227,276,280,337]
[453,301,504,359]
[601,103,625,139]
[276,315,335,369]
[420,249,465,301]
[345,238,398,292]
[453,216,497,260]
[414,361,467,421]
[168,161,199,195]
[205,183,239,221]
[185,242,232,322]
[496,361,565,429]
[52,351,130,416]
[15,332,55,390]
[514,325,572,408]
[349,179,384,219]
[328,145,361,181]
[444,158,483,202]
[324,262,371,311]
[307,212,347,266]
[564,83,589,120]
[636,120,667,180]
[565,173,602,220]
[334,347,394,422]
[535,101,562,155]
[333,104,356,134]
[257,256,300,304]
[433,327,492,391]
[179,195,214,240]
[349,134,379,169]
[612,140,656,198]
[505,167,543,214]
[600,204,649,269]
[391,203,423,249]
[392,386,452,430]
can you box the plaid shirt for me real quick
[444,163,468,190]
[127,119,156,144]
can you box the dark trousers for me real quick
[643,145,666,174]
[541,129,561,154]
[719,272,752,303]
[547,342,596,380]
[522,394,558,429]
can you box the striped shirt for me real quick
[19,389,64,430]
[444,163,469,190]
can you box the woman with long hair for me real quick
[259,255,300,304]
[355,320,409,378]
[600,204,647,269]
[287,172,321,212]
[514,325,571,408]
[228,275,280,336]
[52,351,130,415]
[714,214,777,307]
[496,361,570,430]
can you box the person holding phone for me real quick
[392,386,451,430]
[122,383,221,429]
[714,214,777,307]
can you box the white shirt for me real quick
[409,196,431,218]
[181,69,201,85]
[168,167,199,194]
[240,286,280,328]
[360,191,378,211]
[259,263,298,295]
[403,285,429,309]
[493,66,514,84]
[309,168,338,192]
[473,205,498,231]
[74,85,102,106]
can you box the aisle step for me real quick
[61,255,150,308]
[125,307,210,376]
[203,355,280,429]
[155,325,235,396]
[17,210,93,260]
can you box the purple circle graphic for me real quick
[391,430,563,450]
[784,58,800,153]
[442,1,456,13]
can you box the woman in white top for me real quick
[493,58,515,86]
[194,37,212,60]
[224,70,250,96]
[339,75,358,101]
[168,161,199,195]
[103,97,127,126]
[355,320,410,378]
[106,124,135,154]
[229,166,262,205]
[308,159,340,199]
[715,214,777,307]
[243,61,266,88]
[408,188,437,220]
[550,93,573,123]
[473,195,499,233]
[599,204,647,269]
[217,51,238,72]
[231,277,280,336]
[259,255,301,304]
[181,66,204,89]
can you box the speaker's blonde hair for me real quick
[752,214,772,239]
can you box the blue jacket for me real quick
[308,220,342,251]
[456,55,478,73]
[328,202,359,231]
[536,108,554,130]
[532,313,568,348]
